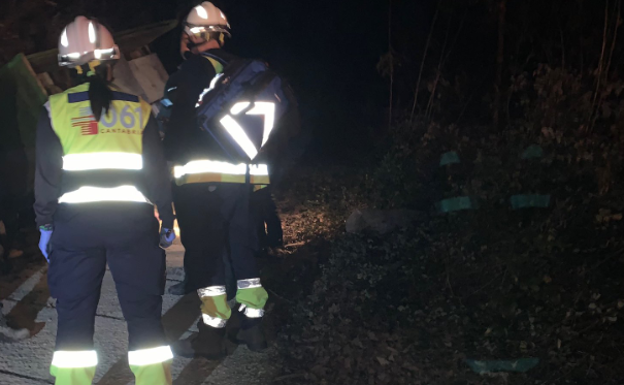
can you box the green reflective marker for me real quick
[510,194,551,209]
[440,151,461,166]
[521,145,543,160]
[437,197,473,213]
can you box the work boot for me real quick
[233,315,267,352]
[171,322,226,360]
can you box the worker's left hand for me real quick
[159,228,176,249]
[38,228,53,263]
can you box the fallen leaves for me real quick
[273,161,624,385]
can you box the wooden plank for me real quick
[128,53,169,104]
[112,55,150,102]
[19,55,47,97]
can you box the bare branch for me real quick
[409,4,440,123]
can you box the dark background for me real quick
[0,0,617,156]
[0,0,397,158]
[158,0,391,158]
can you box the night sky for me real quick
[151,0,395,157]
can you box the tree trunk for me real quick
[493,0,507,130]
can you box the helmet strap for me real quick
[75,60,102,77]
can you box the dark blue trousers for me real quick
[48,203,167,352]
[172,183,259,296]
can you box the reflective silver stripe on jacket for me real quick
[58,185,151,204]
[174,160,269,179]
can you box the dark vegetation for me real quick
[271,0,624,384]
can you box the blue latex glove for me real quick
[39,229,53,263]
[160,228,176,249]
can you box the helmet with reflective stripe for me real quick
[58,16,120,68]
[184,2,231,40]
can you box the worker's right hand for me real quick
[159,228,176,249]
[38,228,53,263]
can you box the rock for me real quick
[0,325,30,342]
[346,209,418,234]
[0,313,30,343]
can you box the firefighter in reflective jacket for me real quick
[163,2,269,359]
[34,17,176,385]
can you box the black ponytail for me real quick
[72,63,113,121]
[88,64,113,121]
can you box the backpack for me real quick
[195,53,298,165]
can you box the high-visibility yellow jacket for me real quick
[162,50,270,189]
[34,82,174,228]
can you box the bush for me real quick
[277,64,624,384]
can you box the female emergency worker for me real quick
[34,17,176,385]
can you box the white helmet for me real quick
[184,2,231,41]
[58,16,120,68]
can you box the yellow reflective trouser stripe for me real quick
[128,346,173,366]
[50,350,98,385]
[236,278,268,314]
[128,346,173,385]
[198,286,231,328]
[130,362,173,385]
[51,366,97,385]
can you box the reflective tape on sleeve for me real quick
[58,185,151,204]
[128,346,173,366]
[51,350,98,368]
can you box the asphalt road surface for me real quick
[0,242,279,385]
